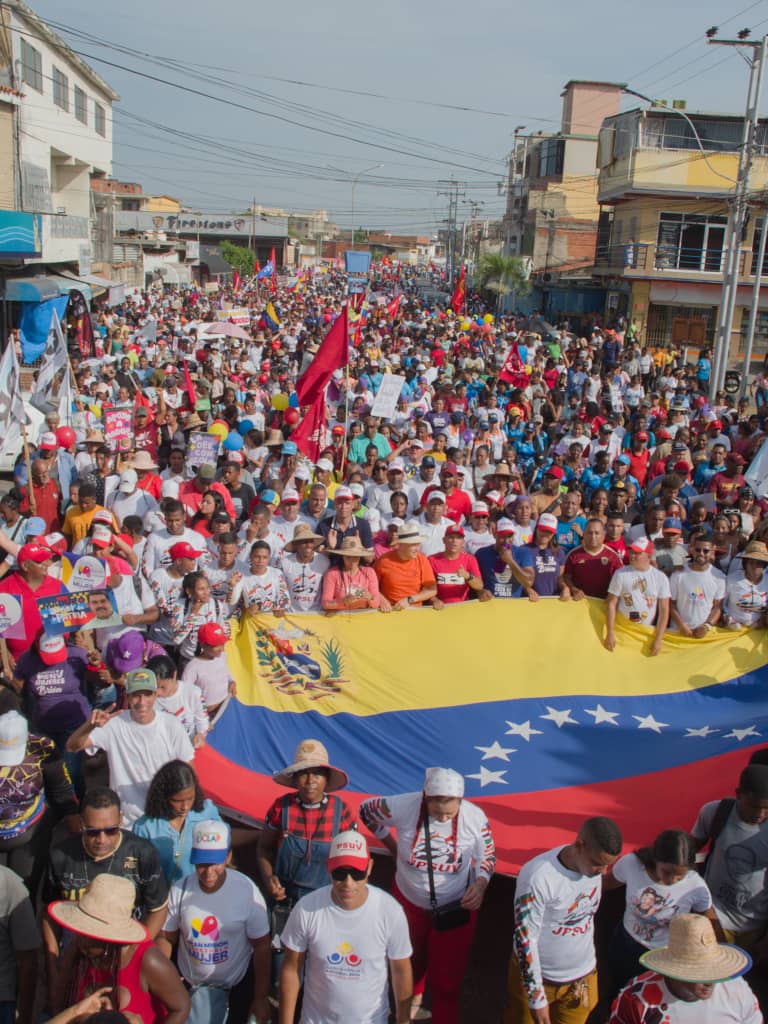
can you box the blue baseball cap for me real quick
[616,454,630,466]
[662,517,682,533]
[422,456,436,468]
[281,441,297,456]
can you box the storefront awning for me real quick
[47,275,92,303]
[59,270,125,306]
[4,276,62,302]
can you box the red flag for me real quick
[386,294,402,320]
[291,393,327,463]
[253,257,261,275]
[269,247,277,294]
[296,307,349,406]
[232,270,241,292]
[134,388,155,423]
[350,291,365,312]
[451,265,466,314]
[498,343,528,387]
[182,360,197,410]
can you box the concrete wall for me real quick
[562,82,622,136]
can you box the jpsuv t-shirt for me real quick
[165,868,269,988]
[281,884,412,1024]
[611,852,710,949]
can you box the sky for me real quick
[28,0,768,236]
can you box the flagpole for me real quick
[20,423,36,515]
[343,304,351,463]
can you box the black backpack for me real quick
[702,797,735,874]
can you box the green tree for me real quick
[220,240,256,279]
[475,252,532,316]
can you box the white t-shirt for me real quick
[359,792,495,910]
[612,973,761,1023]
[88,711,194,824]
[142,527,203,577]
[165,869,269,988]
[280,553,330,613]
[669,565,726,630]
[182,654,232,708]
[692,800,768,932]
[281,884,412,1024]
[612,853,710,948]
[724,576,768,627]
[464,527,494,556]
[157,680,209,739]
[608,565,671,625]
[513,846,602,1010]
[418,516,454,557]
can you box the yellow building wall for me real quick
[143,195,181,213]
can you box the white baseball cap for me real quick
[0,711,27,767]
[190,819,231,865]
[327,830,369,873]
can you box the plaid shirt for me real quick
[265,792,355,842]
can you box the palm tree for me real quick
[475,253,532,318]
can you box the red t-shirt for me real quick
[136,473,163,501]
[708,471,746,506]
[428,551,481,603]
[564,544,623,598]
[605,536,629,565]
[421,485,472,525]
[19,480,61,533]
[627,448,650,487]
[0,572,66,658]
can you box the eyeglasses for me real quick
[331,867,367,882]
[82,826,120,838]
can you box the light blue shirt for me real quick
[133,800,222,884]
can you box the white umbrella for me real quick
[199,322,252,341]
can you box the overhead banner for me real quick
[370,374,405,419]
[195,601,768,874]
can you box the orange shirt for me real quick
[374,550,436,604]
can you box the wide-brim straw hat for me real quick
[48,874,148,945]
[640,914,750,983]
[332,536,373,558]
[265,429,284,447]
[182,413,205,431]
[742,540,768,564]
[273,738,348,791]
[125,450,158,471]
[395,522,423,544]
[285,523,323,552]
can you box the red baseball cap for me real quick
[168,541,204,561]
[544,466,564,480]
[629,537,654,554]
[198,623,228,647]
[17,543,53,565]
[444,524,465,537]
[441,462,459,475]
[635,431,649,441]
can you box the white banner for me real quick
[370,374,405,420]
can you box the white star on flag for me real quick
[685,726,719,739]
[724,726,760,742]
[633,713,669,734]
[584,704,620,725]
[475,741,516,762]
[466,766,508,788]
[540,707,577,728]
[505,720,543,742]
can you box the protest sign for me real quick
[187,431,220,468]
[216,308,249,325]
[103,408,133,452]
[37,589,120,636]
[370,374,405,420]
[60,554,109,592]
[0,595,26,640]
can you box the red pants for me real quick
[392,879,477,1024]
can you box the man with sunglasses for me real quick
[279,831,413,1024]
[42,785,168,999]
[669,529,726,638]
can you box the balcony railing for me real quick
[593,243,749,276]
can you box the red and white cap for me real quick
[629,536,654,554]
[38,432,57,451]
[281,488,300,504]
[334,486,354,501]
[471,501,489,516]
[92,510,113,526]
[198,622,228,647]
[38,633,67,665]
[537,513,558,533]
[327,830,369,873]
[168,541,204,560]
[495,517,516,537]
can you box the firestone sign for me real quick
[114,211,288,239]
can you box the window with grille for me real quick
[52,67,68,110]
[94,103,105,137]
[74,86,87,125]
[21,39,42,92]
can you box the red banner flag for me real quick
[291,392,328,463]
[253,257,261,275]
[232,270,242,292]
[133,388,155,423]
[296,307,349,406]
[386,294,402,320]
[498,343,528,387]
[269,247,277,294]
[451,264,466,314]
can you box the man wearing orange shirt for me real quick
[374,522,437,612]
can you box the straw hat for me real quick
[125,450,158,471]
[84,429,105,444]
[48,875,148,944]
[182,413,205,431]
[273,739,348,791]
[640,914,750,983]
[265,428,284,447]
[742,540,768,564]
[284,523,323,552]
[395,522,423,545]
[334,535,373,558]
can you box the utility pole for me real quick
[709,32,768,397]
[437,180,465,284]
[741,194,768,392]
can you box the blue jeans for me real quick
[188,984,229,1024]
[0,1001,16,1024]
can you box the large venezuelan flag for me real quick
[195,601,768,873]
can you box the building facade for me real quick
[593,106,768,364]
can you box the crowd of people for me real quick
[0,266,767,1022]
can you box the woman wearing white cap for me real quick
[360,767,496,1024]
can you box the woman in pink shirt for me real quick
[321,536,380,611]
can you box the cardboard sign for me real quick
[0,594,25,639]
[37,589,121,636]
[216,308,250,325]
[60,554,109,592]
[103,408,133,453]
[370,374,405,420]
[187,431,220,468]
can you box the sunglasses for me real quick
[331,867,367,882]
[82,826,120,838]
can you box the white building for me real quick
[0,0,117,275]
